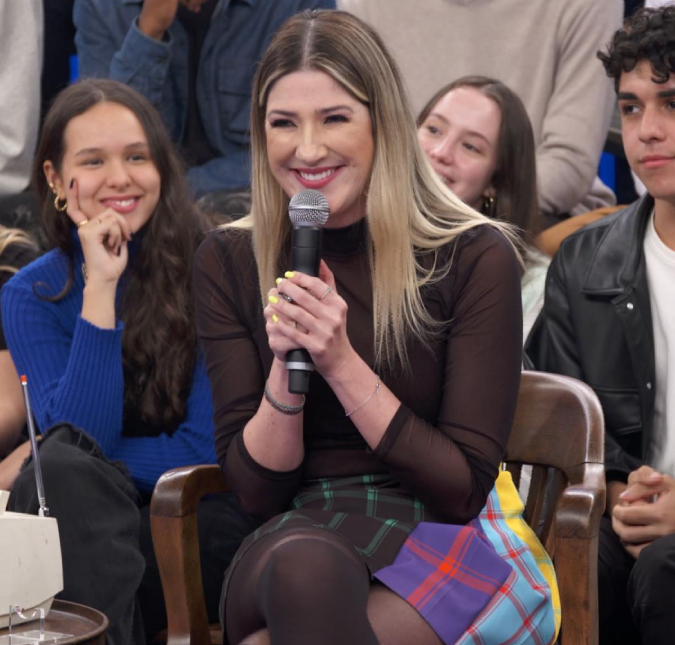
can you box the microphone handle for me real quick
[287,226,322,394]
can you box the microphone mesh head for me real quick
[288,190,330,227]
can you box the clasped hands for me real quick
[612,465,675,558]
[265,260,355,380]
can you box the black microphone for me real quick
[286,189,330,394]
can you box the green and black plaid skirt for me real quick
[223,473,432,594]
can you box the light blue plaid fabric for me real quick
[455,478,558,645]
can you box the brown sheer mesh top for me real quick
[194,219,523,525]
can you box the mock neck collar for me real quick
[322,218,368,258]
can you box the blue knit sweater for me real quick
[1,236,217,490]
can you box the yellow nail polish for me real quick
[276,277,283,285]
[272,314,279,323]
[284,271,295,279]
[269,295,279,304]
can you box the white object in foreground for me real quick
[0,490,63,629]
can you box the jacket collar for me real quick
[582,194,654,295]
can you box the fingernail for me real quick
[284,271,295,279]
[69,178,74,189]
[276,277,283,285]
[268,295,279,304]
[272,314,279,323]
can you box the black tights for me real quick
[224,528,442,645]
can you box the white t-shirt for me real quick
[644,211,675,476]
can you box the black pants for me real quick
[9,425,260,645]
[598,515,675,645]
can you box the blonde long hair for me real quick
[0,226,38,275]
[230,10,521,367]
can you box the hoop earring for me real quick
[54,194,68,212]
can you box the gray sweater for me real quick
[339,0,623,217]
[0,0,43,197]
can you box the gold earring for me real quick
[48,182,55,191]
[483,195,495,215]
[54,193,68,212]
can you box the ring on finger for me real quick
[280,292,293,303]
[77,219,89,228]
[319,286,333,301]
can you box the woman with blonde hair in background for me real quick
[195,10,559,645]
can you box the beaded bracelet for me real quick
[345,377,380,417]
[264,383,305,415]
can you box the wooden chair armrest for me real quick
[151,465,229,645]
[553,463,605,645]
[535,207,623,258]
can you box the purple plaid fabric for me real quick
[375,521,512,644]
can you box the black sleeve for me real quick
[372,228,523,523]
[525,247,639,481]
[194,230,302,519]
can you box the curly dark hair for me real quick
[598,7,675,91]
[34,79,205,433]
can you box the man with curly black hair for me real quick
[527,7,675,644]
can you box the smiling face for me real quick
[264,70,374,229]
[417,86,500,211]
[619,59,675,212]
[45,101,161,233]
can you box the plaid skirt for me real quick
[223,471,559,645]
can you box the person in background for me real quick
[526,7,675,643]
[0,226,40,488]
[73,0,335,199]
[417,76,549,341]
[2,79,258,645]
[0,0,43,218]
[41,0,77,122]
[196,10,558,645]
[339,0,623,228]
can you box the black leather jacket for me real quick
[526,196,656,482]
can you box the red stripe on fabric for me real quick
[405,535,507,590]
[478,497,549,645]
[483,495,547,595]
[406,526,475,606]
[405,527,506,610]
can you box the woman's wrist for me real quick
[321,347,362,390]
[266,358,305,407]
[82,281,118,330]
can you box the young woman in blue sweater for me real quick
[1,79,257,645]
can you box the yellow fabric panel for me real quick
[495,469,562,636]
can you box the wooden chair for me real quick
[150,371,605,645]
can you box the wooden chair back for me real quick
[504,371,605,645]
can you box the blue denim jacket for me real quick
[73,0,335,197]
